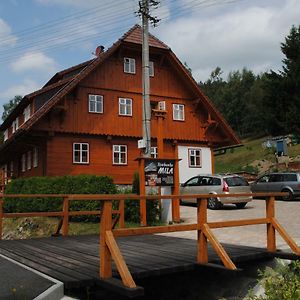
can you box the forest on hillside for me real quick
[198,25,300,138]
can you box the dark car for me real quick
[250,172,300,200]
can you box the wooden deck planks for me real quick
[0,234,271,289]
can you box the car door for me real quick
[180,176,201,203]
[251,175,270,192]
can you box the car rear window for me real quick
[224,176,249,187]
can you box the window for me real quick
[27,151,32,170]
[149,61,154,77]
[23,104,31,122]
[4,129,8,141]
[119,98,132,116]
[88,94,103,113]
[12,118,19,133]
[173,104,185,121]
[185,177,200,186]
[151,147,158,158]
[188,149,201,167]
[33,147,38,168]
[10,161,13,177]
[21,154,26,172]
[124,57,135,74]
[113,145,127,165]
[73,143,89,164]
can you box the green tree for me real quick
[262,25,300,135]
[2,95,22,121]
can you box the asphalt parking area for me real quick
[160,199,300,249]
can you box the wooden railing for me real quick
[0,192,300,290]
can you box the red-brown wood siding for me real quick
[34,48,221,142]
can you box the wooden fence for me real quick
[0,192,300,290]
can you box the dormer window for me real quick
[149,61,154,77]
[4,129,8,141]
[24,104,31,122]
[124,58,135,74]
[12,118,19,133]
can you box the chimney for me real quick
[95,45,105,57]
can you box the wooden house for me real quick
[0,25,240,187]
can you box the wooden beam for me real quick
[0,200,3,240]
[113,223,198,237]
[62,197,69,236]
[271,217,300,255]
[100,200,112,279]
[197,198,208,264]
[105,231,136,288]
[118,199,125,229]
[139,159,147,226]
[202,224,237,270]
[3,212,63,218]
[172,144,180,223]
[208,218,270,229]
[266,197,276,252]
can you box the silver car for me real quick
[180,174,252,209]
[251,172,300,200]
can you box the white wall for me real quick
[178,146,212,183]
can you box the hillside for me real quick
[215,137,300,174]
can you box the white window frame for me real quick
[88,94,103,113]
[124,57,136,74]
[23,104,31,122]
[113,145,127,165]
[4,129,8,141]
[12,118,19,133]
[73,143,89,164]
[151,147,158,158]
[33,147,38,168]
[27,151,32,170]
[188,148,202,167]
[119,98,132,116]
[173,104,185,121]
[149,61,154,77]
[21,154,26,172]
[10,161,13,177]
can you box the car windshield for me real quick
[224,176,249,187]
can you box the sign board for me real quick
[144,159,175,186]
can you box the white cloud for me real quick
[0,18,17,48]
[0,79,40,100]
[154,0,300,81]
[11,51,58,74]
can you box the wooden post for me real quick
[100,200,112,279]
[197,198,208,264]
[266,196,276,252]
[157,113,164,158]
[211,150,215,174]
[62,197,69,236]
[139,159,147,226]
[119,199,125,229]
[0,198,3,240]
[172,145,180,223]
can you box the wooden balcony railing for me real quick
[0,192,300,291]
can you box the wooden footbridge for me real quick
[0,193,300,297]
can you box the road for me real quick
[160,199,300,250]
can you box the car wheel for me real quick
[207,197,221,210]
[281,189,294,201]
[235,202,247,209]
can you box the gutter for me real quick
[213,144,243,156]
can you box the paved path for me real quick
[160,199,300,250]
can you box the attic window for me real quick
[12,118,19,133]
[4,129,8,141]
[24,104,31,122]
[89,94,103,113]
[173,104,185,121]
[124,58,135,74]
[149,61,154,77]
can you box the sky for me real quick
[0,0,299,118]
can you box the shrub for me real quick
[246,260,300,300]
[4,175,117,221]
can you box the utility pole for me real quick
[142,0,151,157]
[138,0,160,157]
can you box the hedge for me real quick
[4,175,117,221]
[4,174,160,224]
